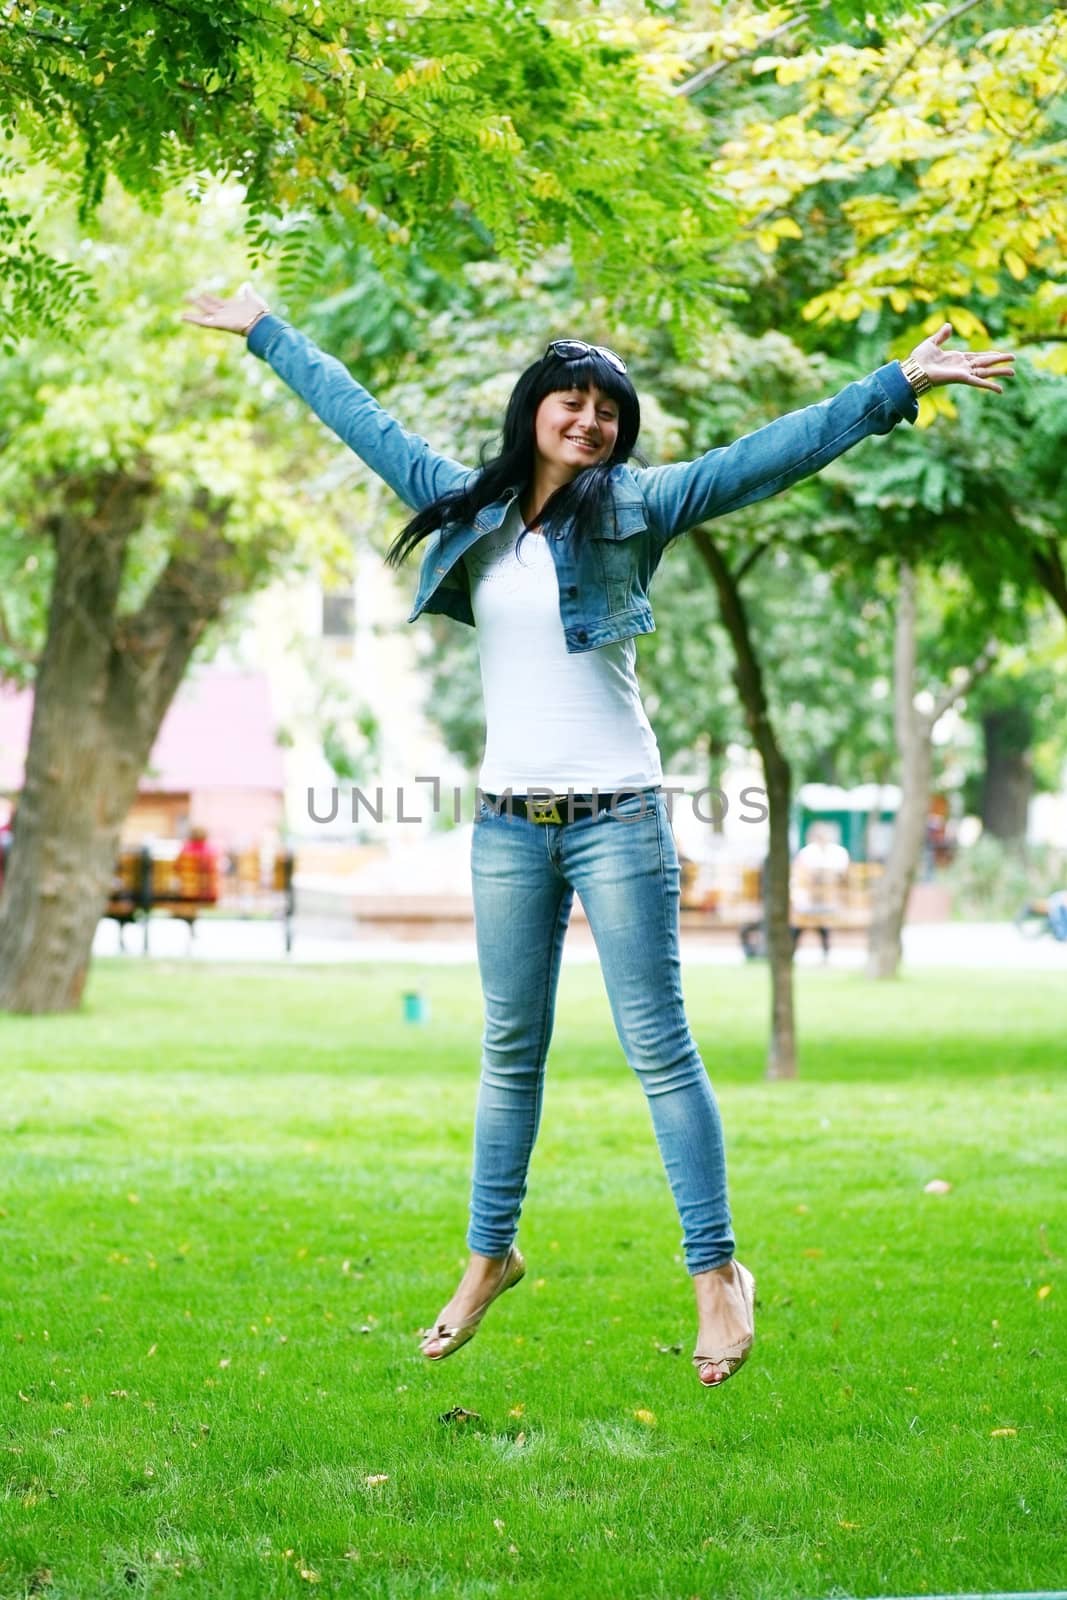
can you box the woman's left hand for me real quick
[907,323,1015,392]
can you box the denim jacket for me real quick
[247,316,918,654]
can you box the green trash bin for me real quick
[402,991,430,1025]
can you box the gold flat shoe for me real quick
[420,1247,526,1361]
[693,1260,756,1388]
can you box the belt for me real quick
[482,788,657,825]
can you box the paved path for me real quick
[92,915,1067,972]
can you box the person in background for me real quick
[177,825,220,903]
[792,824,851,961]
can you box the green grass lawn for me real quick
[0,961,1063,1600]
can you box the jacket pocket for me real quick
[586,504,647,613]
[595,500,648,541]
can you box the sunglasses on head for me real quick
[546,338,627,375]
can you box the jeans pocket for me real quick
[477,796,513,823]
[605,788,658,824]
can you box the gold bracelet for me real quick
[242,308,270,338]
[900,355,933,397]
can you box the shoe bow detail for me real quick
[420,1248,526,1361]
[692,1261,756,1389]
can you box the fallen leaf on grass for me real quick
[837,1520,861,1530]
[634,1409,656,1426]
[990,1428,1017,1437]
[364,1474,390,1486]
[298,1569,319,1583]
[655,1343,682,1356]
[507,1404,525,1418]
[923,1179,952,1195]
[1037,1284,1052,1300]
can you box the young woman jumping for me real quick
[184,285,1013,1387]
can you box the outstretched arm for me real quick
[635,323,1015,544]
[183,287,472,512]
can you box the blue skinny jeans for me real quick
[468,787,735,1275]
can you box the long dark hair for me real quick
[384,346,642,568]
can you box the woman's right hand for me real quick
[182,283,270,336]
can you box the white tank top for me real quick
[464,503,663,794]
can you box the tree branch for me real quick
[745,0,1003,231]
[1032,541,1067,620]
[931,639,998,722]
[732,539,773,586]
[832,0,990,154]
[674,13,808,99]
[960,62,1067,249]
[0,595,37,669]
[108,493,239,731]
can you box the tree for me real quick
[0,188,347,1013]
[962,633,1067,845]
[0,0,739,342]
[865,564,998,978]
[691,2,1067,600]
[698,5,1065,351]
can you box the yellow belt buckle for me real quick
[528,796,563,825]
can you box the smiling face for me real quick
[533,385,620,480]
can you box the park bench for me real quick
[679,861,880,956]
[104,845,295,954]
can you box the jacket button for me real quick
[577,629,588,644]
[567,585,577,598]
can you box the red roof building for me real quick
[0,667,285,850]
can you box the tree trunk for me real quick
[867,566,931,979]
[0,474,236,1013]
[760,740,795,1079]
[0,700,143,1014]
[691,528,796,1078]
[866,565,995,980]
[1032,542,1067,623]
[980,706,1033,843]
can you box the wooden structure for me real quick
[104,846,295,954]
